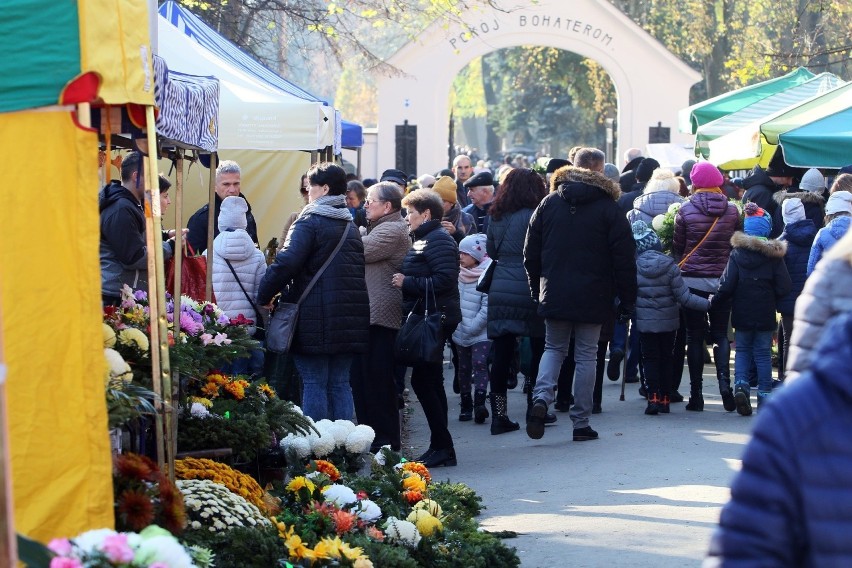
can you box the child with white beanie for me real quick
[808,191,852,274]
[211,196,268,374]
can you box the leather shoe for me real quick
[422,447,457,468]
[607,349,624,381]
[669,391,684,403]
[573,426,599,441]
[526,400,547,440]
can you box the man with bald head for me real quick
[453,154,473,207]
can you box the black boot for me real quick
[715,340,735,412]
[686,380,704,411]
[473,390,489,424]
[490,394,520,435]
[459,392,473,422]
[718,378,735,412]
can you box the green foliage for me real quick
[106,379,157,429]
[181,525,286,568]
[428,481,483,518]
[17,533,51,568]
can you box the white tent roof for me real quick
[157,17,333,151]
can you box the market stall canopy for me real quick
[157,18,330,151]
[779,105,852,168]
[1,0,154,112]
[762,82,852,146]
[697,73,842,166]
[678,67,815,134]
[158,0,364,150]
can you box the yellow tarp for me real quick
[80,0,155,106]
[0,110,113,541]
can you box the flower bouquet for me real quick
[39,525,212,568]
[113,453,186,536]
[652,201,681,254]
[279,417,375,475]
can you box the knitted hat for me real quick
[743,202,771,237]
[782,198,806,225]
[645,168,680,194]
[635,158,660,183]
[690,161,724,189]
[826,190,852,216]
[603,163,620,182]
[681,159,697,186]
[218,196,248,231]
[839,164,852,176]
[631,220,662,254]
[432,176,457,204]
[417,174,436,189]
[766,149,796,177]
[799,168,825,193]
[545,158,571,174]
[458,234,487,263]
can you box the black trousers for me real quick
[557,338,607,407]
[351,325,401,451]
[491,334,544,396]
[410,360,453,451]
[640,331,677,398]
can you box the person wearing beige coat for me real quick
[350,182,411,451]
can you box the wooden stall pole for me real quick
[170,150,185,471]
[0,291,17,568]
[205,153,218,302]
[142,106,173,475]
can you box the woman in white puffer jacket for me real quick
[211,196,267,374]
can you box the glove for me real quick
[616,304,634,324]
[358,225,367,236]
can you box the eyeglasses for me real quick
[364,199,386,206]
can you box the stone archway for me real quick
[375,0,701,172]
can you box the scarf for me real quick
[459,258,491,284]
[297,194,352,221]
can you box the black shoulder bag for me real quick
[476,217,511,293]
[266,224,349,353]
[394,278,445,366]
[224,259,267,341]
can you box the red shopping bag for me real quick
[167,243,215,303]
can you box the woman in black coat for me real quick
[258,163,369,421]
[392,190,461,468]
[486,168,547,434]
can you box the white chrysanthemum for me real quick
[118,327,150,351]
[134,535,195,568]
[177,479,269,532]
[180,296,202,312]
[332,420,357,445]
[667,202,682,214]
[190,402,210,418]
[354,499,382,522]
[308,428,336,458]
[322,484,358,507]
[345,424,375,454]
[652,214,666,233]
[413,499,443,518]
[383,517,421,548]
[104,348,132,383]
[72,528,117,554]
[291,404,304,416]
[280,434,311,459]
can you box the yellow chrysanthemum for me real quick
[339,541,365,561]
[286,476,316,495]
[258,383,277,398]
[401,462,431,483]
[187,396,213,408]
[175,458,268,513]
[103,323,117,348]
[413,499,443,518]
[313,536,342,560]
[118,327,150,352]
[407,509,442,537]
[402,474,426,493]
[353,558,374,568]
[278,523,314,561]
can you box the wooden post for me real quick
[0,289,16,567]
[142,106,173,475]
[170,150,185,476]
[205,153,218,302]
[310,150,318,166]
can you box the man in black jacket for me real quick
[186,160,258,253]
[742,149,796,238]
[524,148,637,442]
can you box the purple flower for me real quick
[217,313,230,326]
[179,312,204,336]
[101,533,134,564]
[203,303,215,315]
[190,310,203,323]
[133,290,148,302]
[166,311,174,323]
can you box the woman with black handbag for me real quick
[257,163,369,421]
[391,190,461,467]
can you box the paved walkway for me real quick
[403,358,754,567]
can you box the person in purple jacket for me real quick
[672,162,740,412]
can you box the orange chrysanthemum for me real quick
[258,383,277,398]
[365,526,385,542]
[313,460,341,482]
[331,509,358,534]
[401,462,432,483]
[403,489,424,505]
[114,453,156,481]
[200,382,220,398]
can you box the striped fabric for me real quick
[154,55,219,152]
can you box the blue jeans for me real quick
[293,354,355,421]
[533,320,601,429]
[612,318,643,379]
[734,330,773,395]
[222,348,265,377]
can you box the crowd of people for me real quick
[99,146,852,560]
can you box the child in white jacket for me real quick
[451,235,492,425]
[212,196,268,375]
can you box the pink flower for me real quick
[149,563,169,568]
[50,558,82,568]
[101,533,134,564]
[200,333,214,346]
[47,538,73,556]
[213,333,231,346]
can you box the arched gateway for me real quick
[376,0,701,172]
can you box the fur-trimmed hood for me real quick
[552,166,621,202]
[774,190,826,207]
[731,231,787,259]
